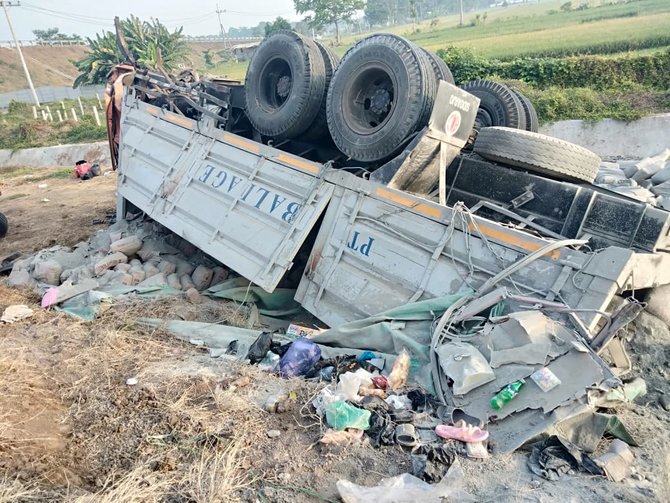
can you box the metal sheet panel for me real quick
[296,171,640,330]
[117,96,333,292]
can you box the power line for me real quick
[1,0,39,105]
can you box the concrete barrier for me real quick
[0,142,110,169]
[540,113,670,160]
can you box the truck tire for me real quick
[327,34,436,162]
[461,80,526,131]
[245,31,326,140]
[302,41,340,142]
[0,212,7,238]
[420,48,454,84]
[510,88,539,133]
[474,127,601,183]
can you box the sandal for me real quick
[435,423,489,443]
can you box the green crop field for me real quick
[207,0,670,80]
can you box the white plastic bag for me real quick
[337,459,474,503]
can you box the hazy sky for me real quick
[0,0,300,40]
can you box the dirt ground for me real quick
[0,169,669,502]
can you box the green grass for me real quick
[205,0,670,79]
[31,168,73,181]
[4,193,28,200]
[0,99,106,150]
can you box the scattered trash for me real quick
[1,304,34,323]
[320,428,364,446]
[435,422,489,443]
[337,459,472,503]
[266,429,281,439]
[395,423,418,447]
[279,338,321,378]
[37,183,48,189]
[490,379,525,411]
[247,331,273,364]
[594,439,635,482]
[437,342,496,395]
[286,322,323,339]
[387,348,410,390]
[530,368,561,393]
[410,444,457,483]
[126,377,138,386]
[527,436,603,481]
[326,400,371,431]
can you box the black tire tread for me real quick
[301,40,340,142]
[461,79,526,131]
[327,34,434,162]
[510,88,539,133]
[0,212,7,238]
[245,30,326,139]
[420,48,454,84]
[474,127,601,183]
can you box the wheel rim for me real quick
[258,57,292,109]
[342,63,396,135]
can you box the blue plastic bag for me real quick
[279,337,321,377]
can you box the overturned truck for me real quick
[108,32,670,453]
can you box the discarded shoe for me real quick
[435,423,489,443]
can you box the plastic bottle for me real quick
[490,379,525,410]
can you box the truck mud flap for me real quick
[117,98,333,292]
[295,171,652,331]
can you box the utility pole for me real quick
[1,1,40,106]
[215,4,227,48]
[459,0,464,27]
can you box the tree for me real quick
[33,27,80,41]
[264,16,293,37]
[73,16,186,87]
[364,0,391,26]
[294,0,365,45]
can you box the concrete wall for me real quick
[0,142,110,169]
[540,113,670,160]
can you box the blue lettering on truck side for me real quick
[197,165,302,223]
[347,231,375,257]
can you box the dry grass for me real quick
[0,284,270,502]
[0,477,42,503]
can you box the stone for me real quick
[34,259,64,285]
[129,265,146,284]
[8,268,35,288]
[210,266,229,287]
[120,273,134,286]
[129,258,142,268]
[660,395,670,412]
[651,162,670,185]
[143,262,160,279]
[110,236,143,256]
[167,273,181,290]
[137,272,167,287]
[180,274,196,290]
[94,252,128,276]
[157,260,176,275]
[115,263,131,273]
[266,429,281,439]
[185,287,202,304]
[175,258,195,276]
[109,230,123,242]
[191,265,213,290]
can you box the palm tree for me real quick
[73,16,187,87]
